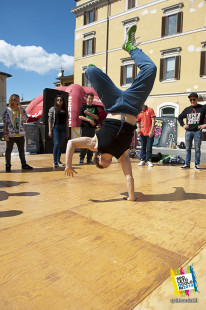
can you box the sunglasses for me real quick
[190,99,197,102]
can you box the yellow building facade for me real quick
[71,0,206,143]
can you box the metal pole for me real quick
[106,0,109,74]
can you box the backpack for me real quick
[151,152,162,162]
[179,142,186,149]
[162,155,185,164]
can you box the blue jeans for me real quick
[140,136,154,162]
[52,124,66,163]
[185,130,202,166]
[86,48,157,117]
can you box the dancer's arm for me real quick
[118,150,137,201]
[65,137,96,176]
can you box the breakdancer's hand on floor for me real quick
[65,167,77,177]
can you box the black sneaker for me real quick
[87,160,94,164]
[53,162,58,168]
[22,164,33,170]
[6,164,11,172]
[181,165,190,169]
[195,165,201,170]
[79,159,84,164]
[58,161,65,167]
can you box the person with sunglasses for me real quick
[178,92,206,170]
[48,95,69,168]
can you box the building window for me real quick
[128,0,136,10]
[160,56,181,81]
[161,3,183,37]
[82,32,96,57]
[161,107,175,117]
[82,72,92,87]
[122,18,139,46]
[120,58,137,86]
[160,48,181,82]
[84,9,95,25]
[165,57,175,79]
[200,42,206,77]
[157,102,179,117]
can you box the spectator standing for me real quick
[178,92,206,170]
[48,95,69,168]
[79,92,99,164]
[2,94,33,172]
[137,104,156,167]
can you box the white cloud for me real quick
[0,40,74,74]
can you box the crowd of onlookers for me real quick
[2,91,206,173]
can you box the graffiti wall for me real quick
[153,117,177,147]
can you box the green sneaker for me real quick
[88,64,96,67]
[122,25,137,52]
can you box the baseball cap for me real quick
[188,92,198,99]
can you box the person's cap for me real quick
[188,92,198,99]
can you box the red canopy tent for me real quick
[26,84,106,126]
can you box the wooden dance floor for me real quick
[0,153,206,309]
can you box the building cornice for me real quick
[122,17,139,25]
[160,47,182,56]
[0,72,12,78]
[74,27,206,61]
[162,2,184,14]
[71,0,115,15]
[74,0,168,23]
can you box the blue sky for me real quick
[0,0,76,101]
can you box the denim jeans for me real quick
[185,130,202,166]
[85,48,157,118]
[140,136,154,162]
[52,124,66,163]
[5,136,26,165]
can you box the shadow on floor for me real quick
[0,181,28,188]
[90,187,206,203]
[0,191,40,202]
[0,166,82,173]
[0,210,23,218]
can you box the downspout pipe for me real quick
[106,0,109,74]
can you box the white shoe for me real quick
[58,161,65,167]
[146,161,153,167]
[138,160,145,166]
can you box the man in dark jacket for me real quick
[178,92,206,170]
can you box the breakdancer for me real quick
[65,25,156,201]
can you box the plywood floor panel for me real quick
[0,210,186,310]
[0,153,206,309]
